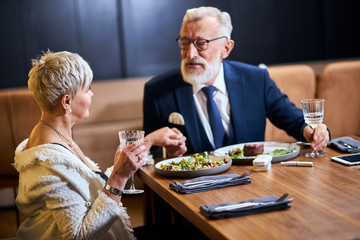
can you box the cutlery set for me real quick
[182,171,251,188]
[338,140,360,149]
[214,193,292,211]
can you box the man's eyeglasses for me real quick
[176,36,228,51]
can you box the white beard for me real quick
[181,55,221,86]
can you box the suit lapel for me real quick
[172,78,212,152]
[224,62,246,143]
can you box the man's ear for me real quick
[221,39,235,59]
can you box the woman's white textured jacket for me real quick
[13,139,135,240]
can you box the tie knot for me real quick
[202,86,215,98]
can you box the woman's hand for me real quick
[112,140,146,180]
[303,123,330,152]
[144,127,187,157]
[104,140,146,202]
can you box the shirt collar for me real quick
[192,63,226,94]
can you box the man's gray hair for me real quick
[183,6,233,39]
[28,50,93,112]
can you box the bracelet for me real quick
[104,184,123,196]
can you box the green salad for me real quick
[227,147,244,158]
[160,152,229,171]
[268,149,294,157]
[227,147,293,158]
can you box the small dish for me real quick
[155,155,232,178]
[214,142,300,164]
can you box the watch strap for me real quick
[104,184,123,196]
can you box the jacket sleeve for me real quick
[143,82,165,157]
[17,164,134,240]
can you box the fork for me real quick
[294,141,311,146]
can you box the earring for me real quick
[68,108,72,113]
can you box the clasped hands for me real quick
[145,127,187,158]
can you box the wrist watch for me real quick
[104,184,123,196]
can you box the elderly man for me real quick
[143,6,330,157]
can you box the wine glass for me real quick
[118,130,145,194]
[301,99,325,157]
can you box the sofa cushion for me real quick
[0,89,41,178]
[265,65,316,142]
[73,77,150,169]
[317,61,360,138]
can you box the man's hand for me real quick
[165,128,187,158]
[144,127,187,157]
[303,123,330,152]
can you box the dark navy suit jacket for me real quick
[143,60,307,156]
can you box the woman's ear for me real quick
[60,95,72,112]
[221,39,235,59]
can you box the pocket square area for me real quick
[168,112,185,125]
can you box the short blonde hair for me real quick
[183,6,233,39]
[28,50,93,112]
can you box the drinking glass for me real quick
[118,130,145,194]
[301,99,325,157]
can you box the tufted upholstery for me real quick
[0,89,41,186]
[73,77,150,170]
[317,61,360,138]
[1,62,358,232]
[0,77,150,187]
[265,65,316,142]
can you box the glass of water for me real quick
[301,99,325,157]
[118,130,145,194]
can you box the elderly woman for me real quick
[14,50,186,239]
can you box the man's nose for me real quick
[186,42,199,59]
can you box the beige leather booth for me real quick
[317,61,360,138]
[1,62,359,230]
[265,65,316,142]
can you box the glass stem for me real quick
[130,174,136,190]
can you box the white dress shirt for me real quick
[192,63,230,148]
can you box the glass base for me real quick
[305,150,326,158]
[122,189,144,195]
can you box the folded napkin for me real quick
[142,154,154,166]
[169,173,251,194]
[200,195,292,219]
[329,136,360,153]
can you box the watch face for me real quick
[111,188,121,195]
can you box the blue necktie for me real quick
[202,86,225,148]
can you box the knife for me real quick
[338,140,360,149]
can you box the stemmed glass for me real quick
[301,99,325,157]
[118,130,145,194]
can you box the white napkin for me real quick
[142,154,154,166]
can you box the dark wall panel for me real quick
[76,0,122,80]
[0,0,359,89]
[22,0,78,70]
[0,0,26,88]
[226,0,324,64]
[323,0,360,59]
[121,0,234,77]
[120,0,325,76]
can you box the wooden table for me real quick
[138,139,360,240]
